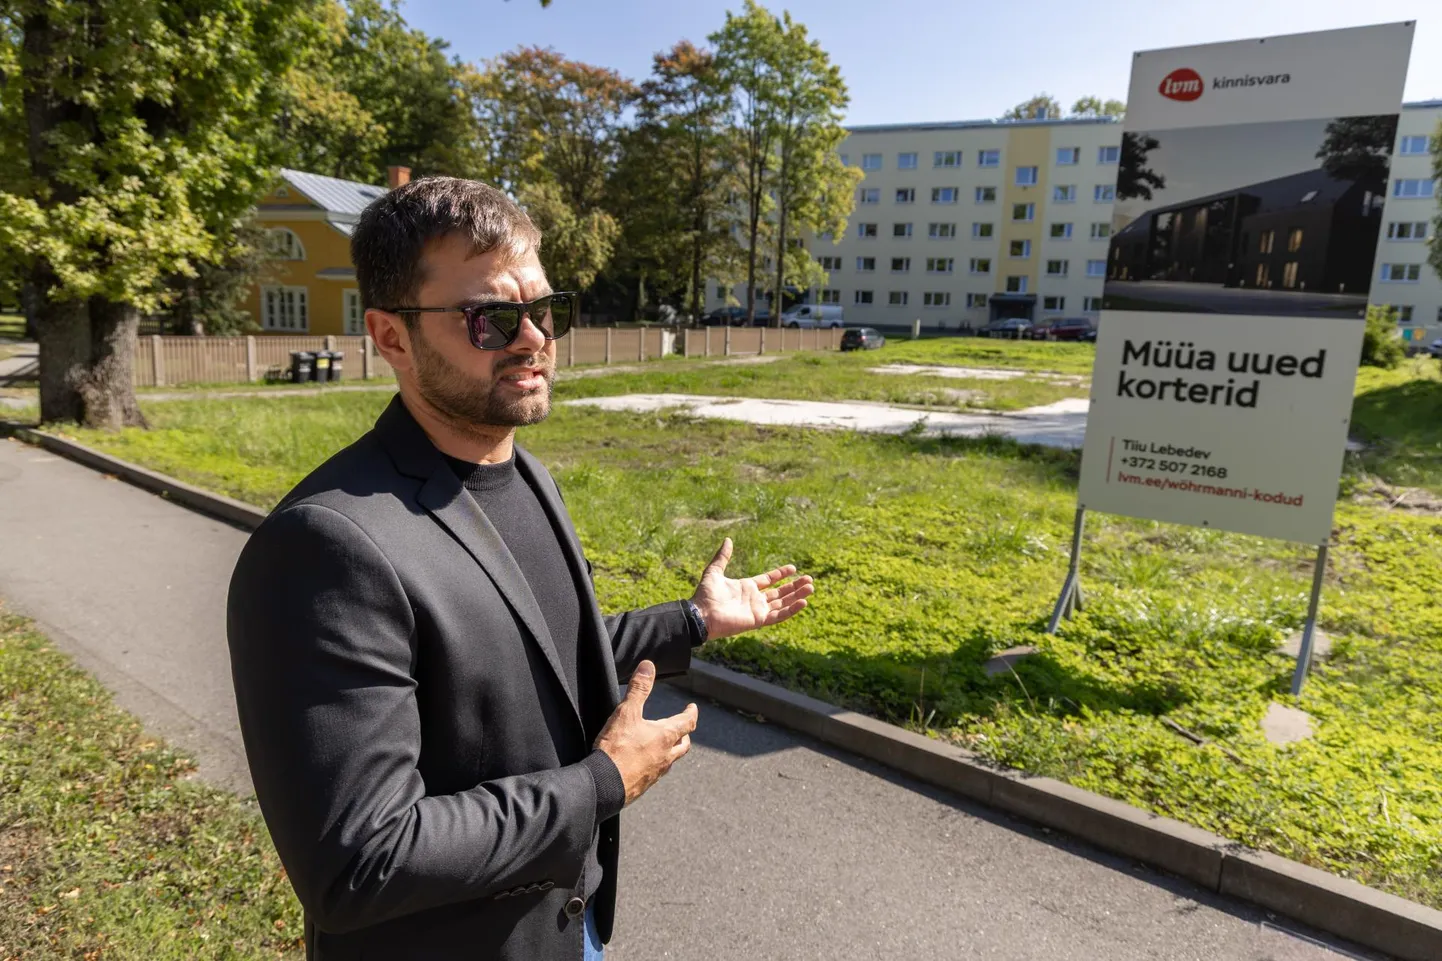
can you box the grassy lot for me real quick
[55,345,1442,910]
[1349,357,1442,496]
[0,604,303,959]
[0,314,24,342]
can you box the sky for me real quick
[402,0,1442,127]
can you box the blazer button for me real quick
[564,897,585,920]
[539,881,554,891]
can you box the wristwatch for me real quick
[685,601,709,646]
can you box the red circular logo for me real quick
[1159,68,1204,102]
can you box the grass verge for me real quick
[0,604,303,959]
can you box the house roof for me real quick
[1115,167,1365,238]
[278,168,388,219]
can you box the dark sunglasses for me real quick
[382,292,577,350]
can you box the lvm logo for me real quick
[1159,68,1204,101]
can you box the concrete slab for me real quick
[1276,629,1333,660]
[869,363,1086,385]
[982,645,1041,677]
[1261,703,1315,746]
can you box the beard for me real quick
[410,326,554,429]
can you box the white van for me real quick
[782,304,844,328]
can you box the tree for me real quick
[1116,132,1166,202]
[1361,305,1404,368]
[1,0,317,427]
[1430,120,1442,285]
[159,222,278,335]
[1315,115,1398,184]
[1070,96,1125,119]
[1002,94,1061,121]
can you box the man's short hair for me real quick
[351,177,542,315]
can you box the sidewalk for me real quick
[0,437,1375,960]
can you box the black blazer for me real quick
[227,396,694,961]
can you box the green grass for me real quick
[0,605,303,959]
[0,313,25,341]
[1348,357,1442,495]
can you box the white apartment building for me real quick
[1375,99,1442,345]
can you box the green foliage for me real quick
[1429,119,1442,284]
[1070,96,1125,119]
[1316,115,1399,184]
[1347,357,1442,494]
[1003,94,1062,121]
[1361,304,1405,369]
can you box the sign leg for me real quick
[1289,544,1329,696]
[1046,508,1087,634]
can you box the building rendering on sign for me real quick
[707,100,1442,339]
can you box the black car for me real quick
[982,317,1033,339]
[841,327,885,351]
[702,306,770,327]
[1080,327,1098,343]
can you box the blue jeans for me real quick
[584,902,604,961]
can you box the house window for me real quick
[1086,259,1107,277]
[1398,305,1414,322]
[1053,185,1076,203]
[839,153,850,166]
[856,257,876,272]
[715,286,728,299]
[1015,166,1038,186]
[1259,230,1275,254]
[862,153,883,170]
[924,292,952,307]
[1282,262,1299,289]
[819,289,841,304]
[929,223,957,238]
[274,186,289,198]
[858,223,878,238]
[974,186,997,204]
[860,188,881,204]
[896,188,916,204]
[933,187,959,204]
[854,290,874,304]
[1255,263,1272,287]
[893,222,914,238]
[969,258,991,274]
[1005,275,1028,293]
[977,149,1000,168]
[261,285,309,332]
[898,152,918,169]
[1380,263,1421,282]
[1387,221,1429,240]
[972,222,994,238]
[1043,295,1065,311]
[1094,185,1116,202]
[343,289,364,335]
[266,228,306,261]
[1287,228,1304,252]
[1045,259,1067,277]
[1098,145,1120,164]
[1394,179,1436,198]
[926,257,955,273]
[965,293,988,308]
[1012,203,1035,222]
[1090,222,1112,239]
[891,257,911,272]
[1057,147,1080,165]
[1083,296,1102,312]
[818,256,842,270]
[889,291,909,306]
[1009,240,1031,259]
[934,150,962,168]
[1050,223,1073,239]
[1398,135,1429,155]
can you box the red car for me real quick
[1038,317,1094,341]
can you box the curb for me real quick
[14,426,1442,961]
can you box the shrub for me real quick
[1360,305,1404,369]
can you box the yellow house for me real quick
[244,166,410,335]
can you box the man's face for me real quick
[407,233,557,430]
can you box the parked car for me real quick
[840,327,886,351]
[782,304,845,328]
[982,317,1033,339]
[1426,337,1442,359]
[702,306,770,327]
[1080,327,1098,343]
[1040,317,1095,341]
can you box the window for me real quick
[1255,263,1272,287]
[929,222,957,238]
[965,293,988,308]
[1282,262,1299,289]
[1005,275,1028,293]
[715,285,728,299]
[860,188,881,204]
[1098,145,1120,164]
[266,228,306,261]
[893,222,914,238]
[274,186,289,198]
[1380,263,1422,282]
[933,187,959,204]
[1397,305,1414,322]
[819,289,841,305]
[974,186,997,204]
[261,285,309,332]
[1043,296,1065,311]
[1287,228,1303,252]
[1012,203,1035,222]
[858,223,878,238]
[1090,222,1112,240]
[856,257,876,271]
[343,289,364,335]
[818,256,843,270]
[1053,185,1076,203]
[896,188,916,204]
[969,258,992,274]
[1015,166,1038,186]
[972,222,994,239]
[1009,240,1031,259]
[1057,147,1080,165]
[977,149,1000,168]
[1259,230,1275,254]
[926,257,955,273]
[934,150,962,168]
[898,152,918,169]
[1388,222,1430,240]
[924,292,952,307]
[1086,259,1107,277]
[839,153,850,166]
[1399,135,1429,155]
[862,153,883,170]
[1083,296,1102,312]
[1394,179,1436,198]
[891,257,911,272]
[1050,222,1073,239]
[1094,185,1116,202]
[1045,259,1068,277]
[888,291,909,306]
[854,290,874,304]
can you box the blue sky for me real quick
[402,0,1441,126]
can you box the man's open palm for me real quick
[690,538,814,641]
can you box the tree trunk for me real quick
[774,147,790,329]
[37,284,146,429]
[21,283,40,341]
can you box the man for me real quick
[226,177,814,961]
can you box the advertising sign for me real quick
[1077,23,1415,545]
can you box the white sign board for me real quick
[1078,22,1414,545]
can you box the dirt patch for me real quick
[672,515,752,530]
[1350,480,1442,514]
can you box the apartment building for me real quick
[709,101,1442,339]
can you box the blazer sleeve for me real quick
[227,503,601,935]
[603,601,694,683]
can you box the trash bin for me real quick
[325,350,344,382]
[289,351,315,383]
[313,350,332,383]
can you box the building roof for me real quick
[1115,167,1364,239]
[278,168,388,219]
